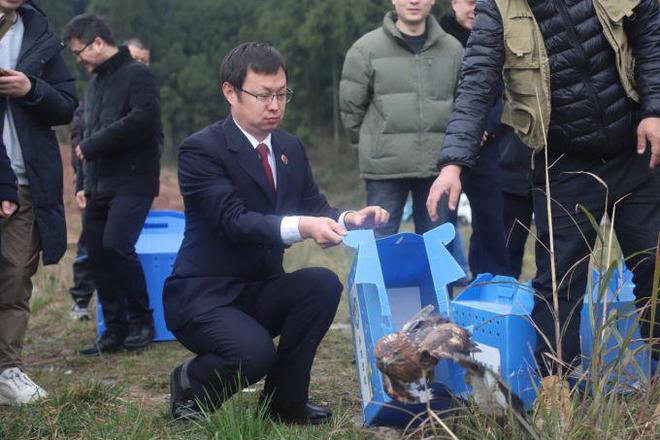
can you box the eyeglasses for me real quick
[71,41,93,58]
[238,87,293,104]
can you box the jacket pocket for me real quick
[597,0,641,23]
[506,102,535,136]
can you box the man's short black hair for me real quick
[63,13,115,46]
[220,42,287,90]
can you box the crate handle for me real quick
[143,222,168,229]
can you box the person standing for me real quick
[165,42,388,423]
[427,0,660,410]
[67,37,155,321]
[63,14,161,356]
[0,0,76,404]
[340,0,463,240]
[438,0,513,278]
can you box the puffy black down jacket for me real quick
[439,0,660,169]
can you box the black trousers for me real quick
[70,209,96,308]
[532,149,660,376]
[502,191,534,280]
[85,194,154,335]
[173,267,342,409]
[462,139,512,277]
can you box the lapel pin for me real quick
[281,154,288,165]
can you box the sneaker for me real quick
[70,304,90,321]
[0,368,48,405]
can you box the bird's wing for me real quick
[420,323,480,359]
[400,305,436,334]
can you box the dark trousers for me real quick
[85,194,154,335]
[366,177,468,275]
[531,149,660,376]
[70,209,96,308]
[461,140,511,277]
[173,268,342,409]
[366,177,440,238]
[502,191,534,279]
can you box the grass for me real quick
[0,140,657,439]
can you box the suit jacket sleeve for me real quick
[178,136,288,248]
[80,66,161,160]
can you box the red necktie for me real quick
[256,143,276,195]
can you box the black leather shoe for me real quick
[80,332,125,356]
[268,401,332,425]
[123,324,154,350]
[170,358,203,421]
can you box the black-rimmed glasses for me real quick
[238,87,293,104]
[71,41,93,58]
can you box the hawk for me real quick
[374,305,531,428]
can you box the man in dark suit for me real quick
[164,42,388,425]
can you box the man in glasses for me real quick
[0,0,75,405]
[164,41,389,424]
[67,36,156,322]
[63,13,161,356]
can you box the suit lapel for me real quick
[223,118,276,206]
[271,133,289,210]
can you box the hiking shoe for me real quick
[170,358,203,421]
[0,368,48,405]
[70,304,90,321]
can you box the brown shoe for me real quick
[534,375,573,431]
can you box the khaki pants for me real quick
[0,186,41,371]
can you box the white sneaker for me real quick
[70,304,90,321]
[0,368,48,405]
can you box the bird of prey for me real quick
[374,305,534,434]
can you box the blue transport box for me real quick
[580,266,654,388]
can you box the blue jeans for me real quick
[365,177,468,274]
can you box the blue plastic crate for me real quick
[450,274,538,409]
[97,210,184,342]
[580,266,653,387]
[343,224,466,427]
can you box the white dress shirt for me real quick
[234,120,349,245]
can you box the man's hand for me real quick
[0,200,17,218]
[344,206,390,230]
[426,164,463,221]
[75,145,86,162]
[637,117,660,169]
[299,216,347,249]
[75,190,86,209]
[0,69,32,98]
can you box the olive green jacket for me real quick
[339,12,464,180]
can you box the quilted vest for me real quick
[493,0,640,151]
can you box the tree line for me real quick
[41,0,452,162]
